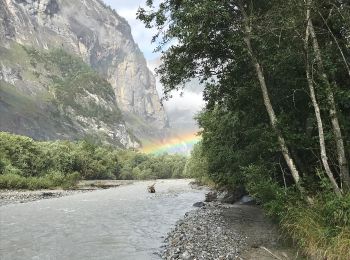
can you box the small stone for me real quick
[180,251,191,260]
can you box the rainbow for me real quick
[141,132,202,155]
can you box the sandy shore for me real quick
[161,202,301,260]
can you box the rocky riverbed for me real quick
[0,180,134,207]
[0,189,92,206]
[161,202,301,260]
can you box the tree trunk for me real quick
[304,1,342,196]
[308,16,350,191]
[240,7,303,193]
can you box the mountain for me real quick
[0,0,169,147]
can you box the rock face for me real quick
[0,0,168,145]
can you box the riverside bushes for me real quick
[0,172,80,190]
[281,194,350,260]
[0,132,187,189]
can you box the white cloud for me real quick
[103,0,159,60]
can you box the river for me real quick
[0,179,206,260]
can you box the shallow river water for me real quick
[0,179,206,260]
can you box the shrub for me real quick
[0,171,81,190]
[3,164,23,176]
[281,194,350,260]
[0,132,188,190]
[0,157,6,174]
[0,174,27,189]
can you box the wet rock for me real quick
[217,186,246,204]
[192,202,205,207]
[42,192,54,197]
[217,191,238,204]
[237,195,256,205]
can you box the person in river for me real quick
[148,183,156,193]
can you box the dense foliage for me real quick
[0,132,187,189]
[183,142,211,185]
[138,0,350,258]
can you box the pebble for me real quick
[161,202,247,259]
[0,190,91,206]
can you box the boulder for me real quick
[237,195,256,205]
[205,191,217,202]
[193,202,205,207]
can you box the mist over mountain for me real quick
[104,0,205,150]
[147,58,204,135]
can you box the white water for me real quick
[0,179,206,260]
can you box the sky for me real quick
[103,0,205,136]
[103,0,160,61]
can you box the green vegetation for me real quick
[24,47,123,125]
[138,1,350,259]
[0,132,187,190]
[0,81,40,114]
[183,143,212,185]
[0,43,130,147]
[281,194,350,259]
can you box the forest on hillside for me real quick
[138,0,350,259]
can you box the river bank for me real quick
[0,180,134,207]
[0,189,91,207]
[161,202,301,260]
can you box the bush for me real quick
[184,142,209,181]
[281,194,350,260]
[0,132,47,177]
[0,171,81,190]
[0,157,6,174]
[3,164,23,176]
[0,174,26,189]
[0,132,188,190]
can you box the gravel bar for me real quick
[161,202,299,260]
[0,189,92,207]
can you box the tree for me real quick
[306,0,350,192]
[184,142,209,181]
[138,0,350,196]
[304,0,342,196]
[138,0,304,192]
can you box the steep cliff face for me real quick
[0,0,168,144]
[0,43,140,148]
